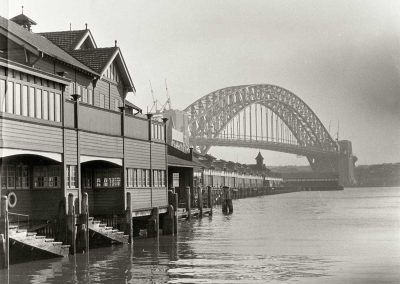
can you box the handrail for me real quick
[8,212,30,228]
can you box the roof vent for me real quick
[10,6,37,31]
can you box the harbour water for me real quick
[1,187,400,283]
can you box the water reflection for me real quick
[1,187,399,283]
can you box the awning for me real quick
[168,155,203,169]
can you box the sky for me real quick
[1,0,400,166]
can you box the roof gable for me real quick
[0,15,98,75]
[39,29,97,51]
[70,47,135,92]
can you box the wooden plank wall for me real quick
[0,119,63,153]
[151,143,166,170]
[125,116,149,140]
[152,187,168,207]
[124,139,150,168]
[127,188,151,210]
[79,104,121,136]
[64,129,77,165]
[80,132,123,158]
[92,189,124,215]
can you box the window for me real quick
[66,165,77,189]
[88,89,93,105]
[0,79,5,112]
[55,93,61,122]
[6,81,13,113]
[21,85,28,116]
[34,165,61,188]
[94,168,121,188]
[15,83,21,115]
[36,89,42,119]
[99,93,105,108]
[42,90,48,120]
[82,87,88,103]
[28,87,35,117]
[48,92,55,121]
[15,165,29,189]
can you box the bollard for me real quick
[147,207,159,238]
[168,191,178,235]
[76,193,89,253]
[67,193,76,255]
[0,196,9,269]
[125,193,133,244]
[185,186,191,220]
[197,186,203,218]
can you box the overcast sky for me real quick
[2,0,400,166]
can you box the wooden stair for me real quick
[8,224,70,263]
[88,217,129,246]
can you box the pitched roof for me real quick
[10,14,37,26]
[39,30,87,51]
[69,47,117,74]
[0,15,98,75]
[70,47,135,92]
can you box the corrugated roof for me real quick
[69,47,117,74]
[0,15,98,75]
[39,30,87,51]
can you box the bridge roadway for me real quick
[190,137,340,157]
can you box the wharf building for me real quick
[0,13,168,228]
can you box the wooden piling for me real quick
[197,186,203,217]
[168,191,178,235]
[126,192,133,244]
[162,205,175,235]
[185,186,191,220]
[76,193,89,253]
[207,186,213,215]
[67,193,76,255]
[0,196,9,269]
[147,207,159,238]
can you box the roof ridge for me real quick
[38,29,87,34]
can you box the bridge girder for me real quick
[184,84,338,155]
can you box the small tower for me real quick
[255,151,264,170]
[10,6,37,31]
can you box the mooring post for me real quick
[0,196,9,269]
[162,205,175,235]
[185,186,191,220]
[76,193,89,253]
[67,193,76,255]
[197,186,203,217]
[207,186,213,215]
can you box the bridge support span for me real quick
[308,140,357,187]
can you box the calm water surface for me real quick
[1,187,400,283]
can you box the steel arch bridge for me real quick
[184,84,356,185]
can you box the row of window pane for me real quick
[95,168,121,188]
[126,168,151,188]
[1,165,30,189]
[151,123,164,140]
[126,168,165,188]
[0,79,61,122]
[74,83,94,105]
[34,166,61,188]
[66,165,77,188]
[152,170,166,187]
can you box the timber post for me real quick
[185,186,191,220]
[197,186,203,218]
[162,205,175,235]
[207,186,213,215]
[67,193,76,255]
[125,192,133,244]
[0,196,9,269]
[76,193,89,253]
[147,207,159,238]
